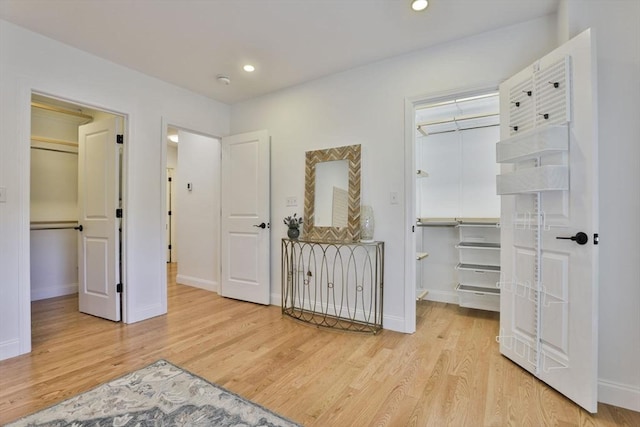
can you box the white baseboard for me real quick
[423,289,458,305]
[0,338,21,361]
[176,274,218,292]
[598,378,640,412]
[31,283,78,301]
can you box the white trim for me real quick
[31,285,78,301]
[404,84,501,336]
[422,290,458,305]
[0,339,21,360]
[598,379,640,412]
[176,275,219,292]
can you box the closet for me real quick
[415,92,501,311]
[29,95,117,302]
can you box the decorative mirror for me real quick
[303,144,361,241]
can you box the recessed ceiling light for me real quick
[411,0,428,12]
[168,134,179,143]
[243,64,255,72]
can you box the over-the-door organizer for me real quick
[497,56,571,196]
[495,56,572,364]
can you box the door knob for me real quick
[556,231,588,245]
[74,225,83,232]
[253,222,267,229]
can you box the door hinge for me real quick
[116,208,123,218]
[168,244,172,250]
[116,283,123,293]
[116,134,124,144]
[594,233,599,245]
[168,177,172,182]
[168,210,172,216]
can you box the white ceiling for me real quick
[0,0,558,105]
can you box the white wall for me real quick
[0,19,230,360]
[230,15,558,331]
[175,131,221,291]
[559,0,640,411]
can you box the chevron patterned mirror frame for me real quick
[303,144,361,242]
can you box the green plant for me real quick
[284,213,303,228]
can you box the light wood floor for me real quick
[1,264,638,426]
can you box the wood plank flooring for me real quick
[1,263,638,426]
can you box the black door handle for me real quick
[74,225,83,232]
[253,222,267,229]
[556,231,588,245]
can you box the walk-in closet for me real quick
[415,91,501,311]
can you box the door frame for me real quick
[403,82,500,334]
[160,118,222,303]
[19,88,129,353]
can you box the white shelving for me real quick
[455,221,501,312]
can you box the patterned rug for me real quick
[7,359,301,427]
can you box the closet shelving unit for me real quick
[454,219,501,312]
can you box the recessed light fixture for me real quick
[243,64,255,72]
[411,0,428,11]
[168,134,179,143]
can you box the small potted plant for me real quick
[284,213,303,239]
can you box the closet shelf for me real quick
[417,217,458,226]
[416,252,429,261]
[456,242,500,250]
[456,263,500,273]
[456,284,500,312]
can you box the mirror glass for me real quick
[314,159,349,227]
[303,144,361,242]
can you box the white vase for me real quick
[360,205,375,242]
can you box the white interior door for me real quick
[220,130,270,304]
[78,117,121,321]
[498,30,598,412]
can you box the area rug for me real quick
[7,359,301,427]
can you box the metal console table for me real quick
[281,238,384,334]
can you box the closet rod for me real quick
[31,101,93,121]
[31,226,79,231]
[418,112,499,128]
[30,221,79,231]
[418,123,499,137]
[31,145,78,155]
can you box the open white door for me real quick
[220,130,270,304]
[497,30,598,412]
[78,117,122,321]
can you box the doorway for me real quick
[404,86,500,332]
[29,93,126,321]
[163,124,221,293]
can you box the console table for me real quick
[281,238,384,334]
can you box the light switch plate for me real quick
[0,187,6,203]
[286,196,298,207]
[390,191,399,205]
